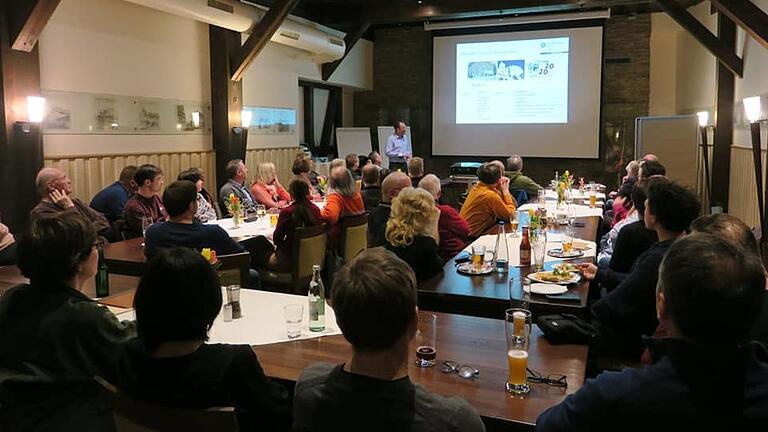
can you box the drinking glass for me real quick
[505,308,531,395]
[537,189,546,207]
[284,304,303,339]
[562,224,574,254]
[415,312,437,367]
[226,285,242,319]
[141,216,152,237]
[509,218,520,237]
[270,213,279,227]
[588,183,597,209]
[471,245,486,272]
[256,204,266,218]
[531,229,547,271]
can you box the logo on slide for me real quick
[467,60,525,81]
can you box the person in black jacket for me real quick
[117,247,289,430]
[367,171,411,247]
[384,187,443,283]
[580,177,700,356]
[537,234,768,431]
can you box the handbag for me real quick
[537,313,600,346]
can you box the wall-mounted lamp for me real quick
[696,111,711,209]
[241,109,252,129]
[191,111,201,128]
[744,96,767,261]
[27,96,46,123]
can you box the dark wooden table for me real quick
[104,237,147,276]
[418,216,600,320]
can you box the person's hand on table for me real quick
[50,189,74,209]
[578,263,598,281]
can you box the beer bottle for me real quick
[96,243,109,298]
[519,228,531,267]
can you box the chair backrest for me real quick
[511,189,528,206]
[340,213,368,262]
[292,223,328,292]
[95,376,239,432]
[217,252,250,288]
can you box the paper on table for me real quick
[519,202,603,219]
[462,234,596,267]
[116,289,342,346]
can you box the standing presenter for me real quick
[385,121,412,172]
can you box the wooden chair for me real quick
[258,224,328,294]
[339,212,368,263]
[216,251,251,288]
[95,376,239,432]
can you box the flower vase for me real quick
[232,210,243,229]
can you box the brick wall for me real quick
[353,15,651,189]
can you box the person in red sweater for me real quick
[321,166,365,247]
[251,162,290,209]
[418,174,471,261]
[268,178,322,272]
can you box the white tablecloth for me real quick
[207,201,326,241]
[519,202,603,219]
[116,289,340,346]
[463,233,596,267]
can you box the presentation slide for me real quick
[456,37,569,124]
[432,26,603,159]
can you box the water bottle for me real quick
[308,265,326,332]
[495,221,509,274]
[95,244,109,298]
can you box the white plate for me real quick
[456,262,494,275]
[524,283,568,295]
[527,271,581,285]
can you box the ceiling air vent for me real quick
[279,31,301,41]
[207,0,233,13]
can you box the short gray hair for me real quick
[507,155,523,172]
[36,167,65,196]
[329,166,356,198]
[418,174,441,200]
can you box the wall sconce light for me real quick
[241,109,252,129]
[745,96,762,123]
[696,111,709,127]
[27,96,46,123]
[191,111,201,128]
[696,111,711,209]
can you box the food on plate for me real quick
[530,270,575,284]
[553,263,579,274]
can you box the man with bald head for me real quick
[367,171,411,247]
[419,174,470,260]
[31,167,111,237]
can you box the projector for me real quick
[449,162,482,182]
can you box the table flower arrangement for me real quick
[200,248,220,268]
[557,170,574,208]
[225,193,244,228]
[317,176,328,195]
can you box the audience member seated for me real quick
[608,160,640,201]
[408,157,425,187]
[537,234,768,431]
[368,151,382,167]
[638,159,666,180]
[385,187,443,282]
[687,214,768,347]
[609,179,635,227]
[292,153,323,200]
[367,171,410,247]
[292,248,485,432]
[597,194,637,267]
[329,158,346,171]
[321,167,365,247]
[580,177,700,356]
[123,164,168,239]
[251,162,290,209]
[0,214,136,431]
[177,168,217,222]
[144,181,244,258]
[31,167,111,239]
[268,178,322,272]
[0,222,16,266]
[608,183,657,276]
[218,159,257,216]
[641,153,659,162]
[419,174,471,261]
[459,162,517,237]
[89,165,137,224]
[360,164,382,211]
[345,153,361,180]
[117,247,289,430]
[505,155,542,201]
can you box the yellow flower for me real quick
[201,248,212,262]
[564,170,570,177]
[528,209,534,218]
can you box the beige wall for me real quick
[39,0,213,157]
[649,13,679,116]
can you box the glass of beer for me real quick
[588,181,597,208]
[415,312,437,367]
[471,245,486,272]
[562,224,574,254]
[505,308,531,395]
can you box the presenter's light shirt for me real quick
[385,134,412,160]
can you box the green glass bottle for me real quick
[308,265,325,332]
[96,244,109,298]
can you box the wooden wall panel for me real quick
[728,146,764,228]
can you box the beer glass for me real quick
[505,308,531,395]
[415,312,437,367]
[531,229,547,271]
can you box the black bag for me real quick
[537,313,600,346]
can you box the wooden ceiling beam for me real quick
[321,22,371,81]
[6,0,61,52]
[656,0,743,77]
[710,0,768,50]
[230,0,300,82]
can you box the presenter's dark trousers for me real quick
[389,160,407,172]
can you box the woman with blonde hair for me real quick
[251,162,290,209]
[385,187,443,282]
